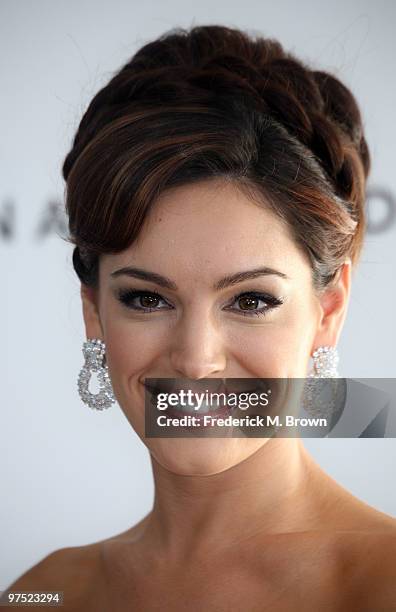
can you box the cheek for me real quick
[102,317,166,438]
[273,299,317,375]
[104,318,165,382]
[230,305,316,377]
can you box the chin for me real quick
[148,437,265,476]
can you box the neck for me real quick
[140,439,323,561]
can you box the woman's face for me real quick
[81,178,349,475]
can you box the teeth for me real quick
[170,401,228,414]
[204,401,227,412]
[175,404,198,414]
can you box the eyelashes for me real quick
[115,288,284,318]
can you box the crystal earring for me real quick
[77,338,116,410]
[310,346,339,378]
[301,346,340,420]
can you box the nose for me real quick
[169,309,227,380]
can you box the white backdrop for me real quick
[1,0,395,589]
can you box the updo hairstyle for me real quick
[62,25,370,291]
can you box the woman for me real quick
[5,24,396,611]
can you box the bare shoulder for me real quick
[3,544,103,611]
[340,527,396,610]
[363,529,396,608]
[2,517,151,611]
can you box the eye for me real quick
[115,288,284,317]
[116,289,171,312]
[228,292,284,317]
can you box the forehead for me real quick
[101,179,310,283]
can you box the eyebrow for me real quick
[110,266,289,290]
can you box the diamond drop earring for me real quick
[302,345,340,420]
[310,345,339,378]
[77,338,116,410]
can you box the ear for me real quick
[312,260,351,350]
[80,284,104,340]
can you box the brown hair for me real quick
[62,24,370,290]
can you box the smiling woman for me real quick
[4,23,396,612]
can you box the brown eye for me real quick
[238,296,260,311]
[116,289,171,312]
[140,294,159,308]
[230,292,284,318]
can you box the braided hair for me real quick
[62,25,370,290]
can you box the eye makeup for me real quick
[114,287,284,318]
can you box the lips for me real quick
[143,379,263,397]
[165,403,233,422]
[144,379,229,396]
